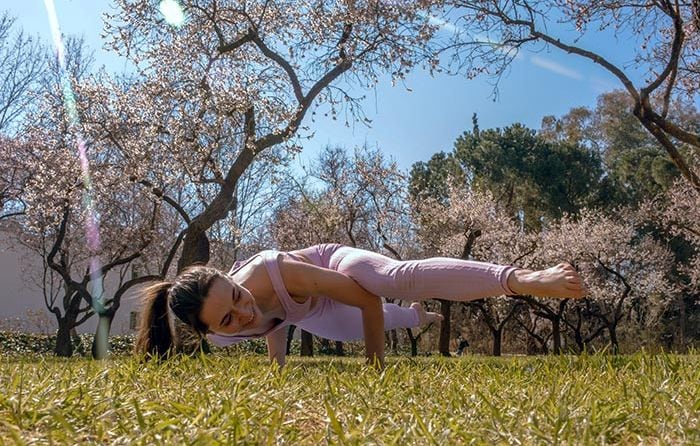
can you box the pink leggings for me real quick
[293,244,517,341]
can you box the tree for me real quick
[537,209,675,353]
[642,177,700,348]
[207,151,290,268]
[0,14,45,222]
[13,37,169,357]
[445,1,700,190]
[541,90,696,205]
[0,12,45,135]
[409,151,464,202]
[272,145,411,251]
[413,182,533,355]
[453,122,603,229]
[664,179,700,295]
[98,0,442,273]
[20,192,164,357]
[0,136,28,221]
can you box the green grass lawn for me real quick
[1,353,698,445]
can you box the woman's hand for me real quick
[279,256,385,369]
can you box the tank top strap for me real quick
[228,258,250,275]
[261,250,312,324]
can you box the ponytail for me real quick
[135,281,177,357]
[134,265,225,358]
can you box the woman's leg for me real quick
[298,301,427,342]
[329,246,516,301]
[329,246,585,301]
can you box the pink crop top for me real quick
[207,250,312,347]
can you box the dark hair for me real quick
[134,265,225,357]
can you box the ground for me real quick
[0,353,698,444]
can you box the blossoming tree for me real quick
[13,38,179,356]
[94,0,441,274]
[537,209,674,353]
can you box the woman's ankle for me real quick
[506,268,534,296]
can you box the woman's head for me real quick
[134,265,225,357]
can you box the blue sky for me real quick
[7,0,635,171]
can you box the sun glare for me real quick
[159,0,186,27]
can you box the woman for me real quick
[136,244,585,367]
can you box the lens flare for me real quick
[43,1,106,316]
[159,0,186,27]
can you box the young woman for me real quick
[136,244,585,367]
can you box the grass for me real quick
[0,353,698,445]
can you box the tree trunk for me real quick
[300,329,313,356]
[571,309,584,353]
[286,325,296,354]
[492,328,502,356]
[406,328,420,357]
[572,329,584,354]
[438,299,452,357]
[678,295,686,351]
[389,329,399,353]
[92,313,112,359]
[177,229,211,272]
[552,317,562,355]
[609,323,619,354]
[55,322,73,357]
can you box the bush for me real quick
[0,331,136,356]
[0,331,369,358]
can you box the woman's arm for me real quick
[279,256,385,369]
[266,328,287,368]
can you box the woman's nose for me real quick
[232,306,252,321]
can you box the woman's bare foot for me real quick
[411,302,444,325]
[507,263,586,299]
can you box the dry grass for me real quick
[0,353,698,444]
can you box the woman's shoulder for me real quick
[229,253,266,277]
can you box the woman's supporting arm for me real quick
[279,256,385,369]
[266,328,287,368]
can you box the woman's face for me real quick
[199,276,263,336]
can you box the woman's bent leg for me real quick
[298,302,419,342]
[329,246,516,301]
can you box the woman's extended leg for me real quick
[329,246,585,301]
